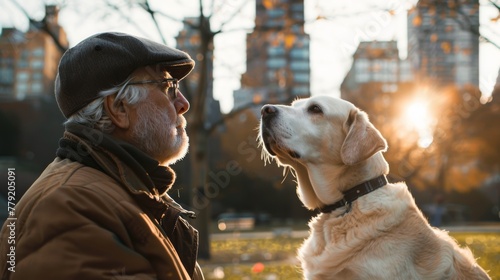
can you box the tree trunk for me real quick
[187,15,214,259]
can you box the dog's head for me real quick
[258,95,389,210]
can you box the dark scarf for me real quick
[56,122,175,195]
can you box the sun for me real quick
[405,101,430,130]
[403,100,435,148]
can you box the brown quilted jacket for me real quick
[0,125,204,280]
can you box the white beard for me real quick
[132,102,189,165]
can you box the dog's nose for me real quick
[261,105,278,118]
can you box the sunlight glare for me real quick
[405,101,428,129]
[404,100,434,148]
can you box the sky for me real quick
[1,0,499,113]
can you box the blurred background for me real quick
[1,0,500,275]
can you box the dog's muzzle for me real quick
[260,105,301,159]
[260,105,278,156]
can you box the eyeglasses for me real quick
[127,78,179,99]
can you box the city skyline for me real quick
[1,0,499,112]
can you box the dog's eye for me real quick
[308,104,323,114]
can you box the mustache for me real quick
[176,116,187,128]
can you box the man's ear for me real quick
[103,95,130,129]
[340,109,387,166]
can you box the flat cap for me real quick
[55,32,195,118]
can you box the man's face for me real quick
[129,69,190,165]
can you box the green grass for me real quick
[451,233,500,279]
[200,232,500,279]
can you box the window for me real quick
[356,72,370,83]
[293,72,310,83]
[456,66,471,86]
[356,59,369,70]
[266,19,284,28]
[16,83,28,95]
[0,68,14,83]
[32,47,44,57]
[399,61,413,81]
[268,8,285,18]
[267,57,286,69]
[290,61,309,71]
[17,59,28,68]
[21,50,29,59]
[456,51,471,63]
[373,67,383,81]
[385,61,397,73]
[292,12,303,21]
[32,72,43,81]
[17,71,29,82]
[291,3,304,12]
[268,46,285,56]
[31,59,44,69]
[292,86,309,96]
[290,48,309,59]
[354,61,366,74]
[31,82,44,93]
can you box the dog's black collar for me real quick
[319,175,388,214]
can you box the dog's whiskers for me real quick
[282,166,288,178]
[281,166,294,183]
[257,137,271,165]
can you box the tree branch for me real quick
[318,6,391,21]
[199,0,204,19]
[213,0,252,34]
[104,0,151,38]
[139,0,167,44]
[489,0,500,11]
[214,27,253,35]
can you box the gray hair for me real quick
[65,78,149,133]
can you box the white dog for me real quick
[258,96,490,280]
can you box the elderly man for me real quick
[0,32,203,279]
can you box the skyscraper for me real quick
[341,41,413,96]
[233,0,310,110]
[407,0,479,88]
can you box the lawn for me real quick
[200,232,500,279]
[452,233,500,279]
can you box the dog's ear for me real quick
[341,109,387,165]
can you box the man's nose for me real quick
[175,92,190,114]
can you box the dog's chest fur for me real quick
[298,183,436,279]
